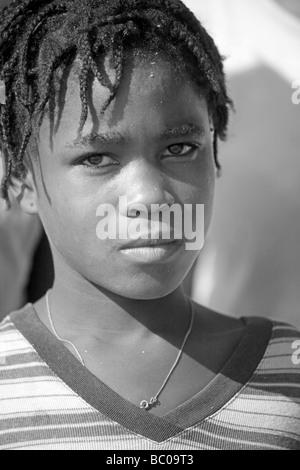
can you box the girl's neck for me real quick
[36,253,190,342]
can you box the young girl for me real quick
[0,0,299,450]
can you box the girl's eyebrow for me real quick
[65,123,204,150]
[66,131,130,149]
[160,123,205,139]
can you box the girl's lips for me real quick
[119,240,184,263]
[118,237,179,249]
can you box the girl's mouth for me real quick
[119,240,184,263]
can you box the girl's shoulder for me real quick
[0,304,38,353]
[261,319,300,370]
[0,307,35,372]
[191,301,300,381]
[0,313,20,338]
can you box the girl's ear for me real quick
[9,167,39,215]
[0,145,39,214]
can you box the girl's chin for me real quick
[96,278,184,300]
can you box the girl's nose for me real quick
[120,162,175,218]
[127,188,175,218]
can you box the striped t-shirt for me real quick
[0,304,300,450]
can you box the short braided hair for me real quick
[0,0,233,207]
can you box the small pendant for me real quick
[140,400,150,410]
[140,397,158,410]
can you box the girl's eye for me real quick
[82,155,118,168]
[162,143,199,158]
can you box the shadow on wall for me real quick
[0,0,44,322]
[182,0,300,327]
[191,65,300,328]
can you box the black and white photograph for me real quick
[0,0,299,452]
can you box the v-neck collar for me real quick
[10,304,272,443]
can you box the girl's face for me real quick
[33,55,215,299]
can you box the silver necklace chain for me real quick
[46,290,195,411]
[46,291,85,367]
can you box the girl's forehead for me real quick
[126,57,188,97]
[75,51,190,95]
[52,56,194,116]
[38,53,207,152]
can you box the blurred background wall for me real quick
[0,0,300,327]
[0,0,50,320]
[184,0,300,327]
